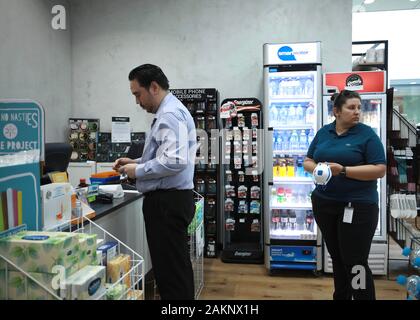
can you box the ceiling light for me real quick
[364,0,375,4]
[409,0,418,2]
[410,82,417,85]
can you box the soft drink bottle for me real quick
[396,275,420,300]
[305,103,315,124]
[279,104,288,125]
[273,130,279,151]
[296,104,304,124]
[279,157,287,177]
[280,210,289,229]
[304,77,314,97]
[307,128,315,146]
[281,131,289,151]
[305,211,314,232]
[289,130,299,151]
[299,130,308,150]
[296,156,305,177]
[286,157,295,177]
[270,104,278,126]
[273,159,279,178]
[289,211,297,230]
[288,104,297,124]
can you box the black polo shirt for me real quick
[307,121,386,204]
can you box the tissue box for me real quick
[76,233,98,269]
[65,265,106,300]
[41,183,73,230]
[107,254,131,288]
[0,231,79,275]
[105,283,127,300]
[127,289,143,300]
[6,271,58,300]
[97,241,118,266]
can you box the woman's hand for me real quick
[328,162,344,176]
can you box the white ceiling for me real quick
[353,0,420,12]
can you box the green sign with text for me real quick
[0,100,45,160]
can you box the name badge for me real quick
[343,202,354,224]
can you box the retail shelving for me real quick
[0,216,145,300]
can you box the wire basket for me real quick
[0,215,144,300]
[188,191,204,300]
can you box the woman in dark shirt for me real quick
[304,90,386,300]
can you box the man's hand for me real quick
[113,157,135,171]
[328,162,344,176]
[119,163,138,179]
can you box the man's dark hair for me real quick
[128,64,170,90]
[331,89,361,111]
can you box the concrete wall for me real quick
[71,0,353,132]
[0,0,72,142]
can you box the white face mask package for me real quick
[406,194,417,218]
[389,193,401,219]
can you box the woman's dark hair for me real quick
[331,90,361,111]
[128,64,170,90]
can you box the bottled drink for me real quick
[307,129,315,146]
[273,159,278,178]
[296,156,305,177]
[273,130,279,151]
[270,79,278,96]
[296,104,304,124]
[78,178,89,188]
[272,209,280,229]
[305,103,315,124]
[280,210,289,229]
[278,157,287,177]
[289,211,297,229]
[73,200,83,218]
[289,130,299,151]
[285,188,293,203]
[299,130,308,150]
[305,211,314,232]
[281,131,289,151]
[304,77,314,97]
[288,104,296,124]
[296,211,305,230]
[279,105,288,125]
[286,157,295,177]
[270,104,278,125]
[277,187,286,203]
[396,275,420,300]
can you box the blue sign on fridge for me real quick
[0,100,45,160]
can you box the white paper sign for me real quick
[112,117,131,143]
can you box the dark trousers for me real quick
[311,193,378,300]
[143,189,195,300]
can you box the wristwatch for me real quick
[339,166,347,177]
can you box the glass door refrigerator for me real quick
[323,71,388,275]
[263,42,323,273]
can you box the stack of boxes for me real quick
[0,231,104,300]
[0,232,142,300]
